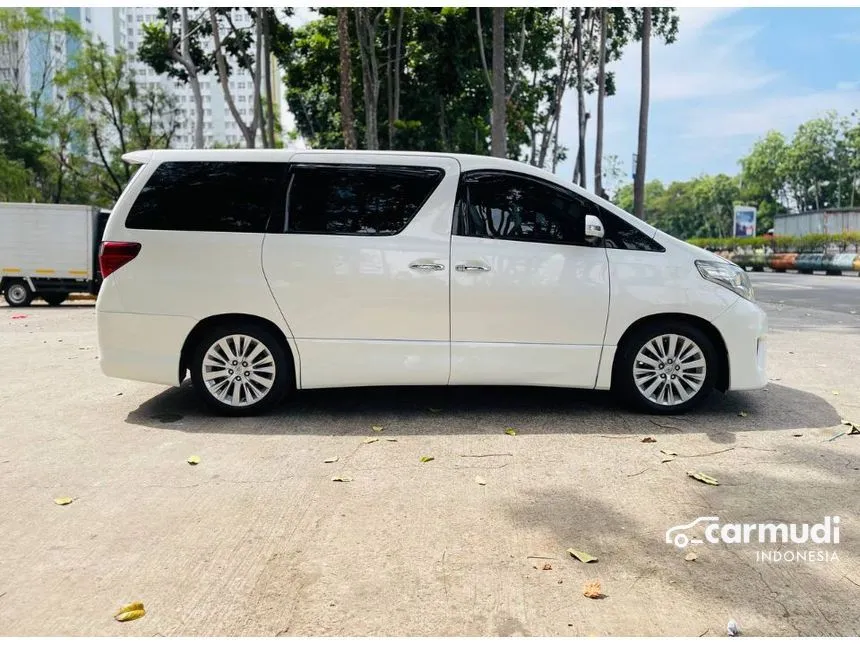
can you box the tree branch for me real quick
[475,8,492,90]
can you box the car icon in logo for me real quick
[665,516,719,548]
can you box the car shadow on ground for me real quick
[124,381,842,439]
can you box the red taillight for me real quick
[99,241,141,278]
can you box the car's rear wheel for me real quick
[4,280,33,307]
[616,321,717,414]
[190,323,291,416]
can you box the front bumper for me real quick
[711,297,768,391]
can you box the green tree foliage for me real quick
[56,40,181,201]
[615,111,860,239]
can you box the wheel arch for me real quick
[611,312,730,393]
[179,313,299,387]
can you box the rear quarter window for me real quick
[125,161,288,233]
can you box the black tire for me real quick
[189,322,292,416]
[4,280,33,307]
[615,321,718,415]
[42,293,68,306]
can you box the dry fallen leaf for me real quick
[641,437,657,443]
[505,428,517,436]
[582,580,604,599]
[324,456,339,463]
[475,476,487,486]
[114,602,145,622]
[420,456,435,463]
[542,563,553,570]
[841,419,859,435]
[660,449,678,456]
[686,470,719,486]
[384,438,398,442]
[567,548,598,563]
[661,457,675,463]
[332,476,353,482]
[53,497,74,506]
[793,433,803,437]
[685,552,698,562]
[832,390,840,396]
[738,411,748,418]
[186,455,200,465]
[363,437,379,444]
[371,425,384,432]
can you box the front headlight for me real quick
[695,260,755,301]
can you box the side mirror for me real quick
[585,214,604,240]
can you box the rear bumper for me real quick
[712,297,768,391]
[97,310,196,386]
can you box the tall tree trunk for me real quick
[173,8,204,148]
[337,8,357,149]
[251,10,264,147]
[386,15,393,149]
[355,9,382,150]
[633,8,651,219]
[490,7,506,158]
[389,8,403,149]
[593,8,607,197]
[209,9,257,148]
[573,8,586,187]
[262,8,276,147]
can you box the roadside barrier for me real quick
[728,252,860,276]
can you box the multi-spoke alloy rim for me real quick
[202,334,276,407]
[633,334,706,406]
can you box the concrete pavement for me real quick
[0,299,859,636]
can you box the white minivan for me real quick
[96,149,767,416]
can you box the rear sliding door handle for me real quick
[409,262,445,271]
[455,264,490,272]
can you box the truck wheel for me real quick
[4,280,33,307]
[43,293,68,306]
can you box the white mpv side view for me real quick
[96,149,767,416]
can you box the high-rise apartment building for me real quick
[1,6,283,149]
[0,7,124,112]
[126,7,279,148]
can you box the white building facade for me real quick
[125,7,271,148]
[1,6,281,149]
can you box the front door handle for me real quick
[409,262,445,271]
[455,264,490,272]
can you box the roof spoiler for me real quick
[122,150,153,164]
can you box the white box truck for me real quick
[0,202,111,307]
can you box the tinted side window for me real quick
[456,172,586,246]
[126,161,288,233]
[601,210,665,252]
[286,165,444,235]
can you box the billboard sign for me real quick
[733,206,757,238]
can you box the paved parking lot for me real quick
[1,287,859,636]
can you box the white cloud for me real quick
[683,89,860,139]
[836,80,860,91]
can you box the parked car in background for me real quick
[95,149,767,415]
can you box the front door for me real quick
[449,171,610,388]
[262,153,459,389]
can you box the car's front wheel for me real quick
[616,321,717,414]
[190,323,291,416]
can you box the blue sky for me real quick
[557,7,860,190]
